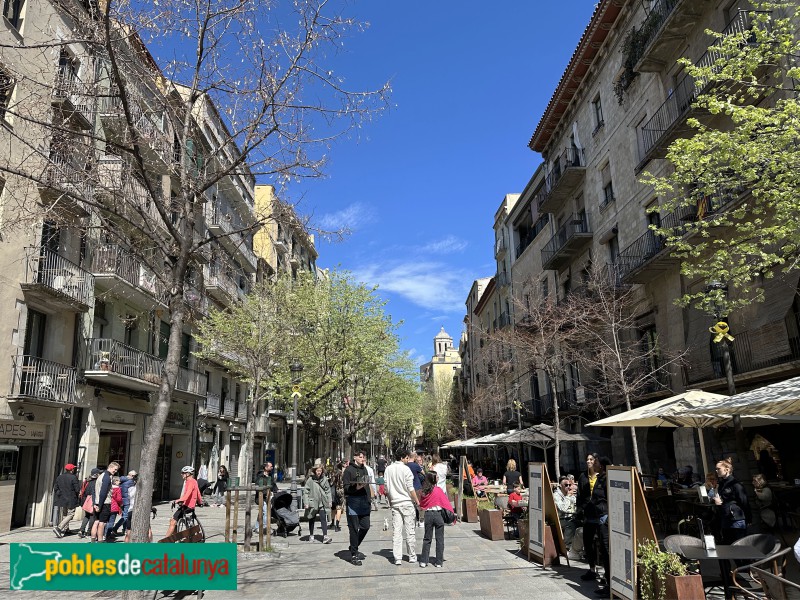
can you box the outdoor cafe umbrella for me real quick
[697,375,800,419]
[586,390,732,475]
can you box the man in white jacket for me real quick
[384,448,420,565]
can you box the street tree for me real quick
[571,263,685,472]
[421,370,457,449]
[0,0,389,549]
[643,2,800,315]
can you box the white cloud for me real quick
[352,260,469,314]
[317,203,376,232]
[421,235,468,254]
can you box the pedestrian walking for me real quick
[111,470,137,537]
[580,455,612,596]
[78,468,102,539]
[343,450,372,565]
[431,454,448,493]
[53,463,80,538]
[385,449,420,565]
[303,460,333,543]
[418,472,454,568]
[330,462,345,532]
[104,476,123,541]
[212,465,229,507]
[91,462,120,542]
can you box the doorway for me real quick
[154,434,173,501]
[11,445,40,528]
[97,431,129,472]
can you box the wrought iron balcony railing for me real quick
[22,246,94,308]
[10,355,77,405]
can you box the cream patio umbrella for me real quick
[697,375,800,419]
[586,390,733,475]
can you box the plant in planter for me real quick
[638,539,701,600]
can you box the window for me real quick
[600,163,615,208]
[0,66,13,121]
[2,0,24,30]
[540,277,549,299]
[591,95,604,133]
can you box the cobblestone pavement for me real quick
[0,499,601,599]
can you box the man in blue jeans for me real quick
[254,462,278,531]
[343,450,372,565]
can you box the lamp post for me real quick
[289,359,303,511]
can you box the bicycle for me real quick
[151,503,205,600]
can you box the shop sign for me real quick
[229,434,241,442]
[0,419,46,441]
[165,407,190,429]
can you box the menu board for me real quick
[607,466,656,600]
[527,463,544,555]
[526,462,567,568]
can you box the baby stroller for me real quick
[272,491,300,538]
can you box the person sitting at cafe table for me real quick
[471,468,488,497]
[655,467,671,485]
[752,473,776,529]
[508,486,526,517]
[677,465,697,487]
[554,475,578,548]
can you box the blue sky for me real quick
[293,2,599,365]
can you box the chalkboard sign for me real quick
[526,462,569,568]
[607,466,656,600]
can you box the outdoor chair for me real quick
[663,534,725,595]
[732,533,780,556]
[732,548,800,599]
[655,495,681,534]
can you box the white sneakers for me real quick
[419,562,427,568]
[394,559,402,565]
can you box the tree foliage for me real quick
[643,2,799,315]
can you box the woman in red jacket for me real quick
[418,472,454,568]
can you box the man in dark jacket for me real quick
[53,463,81,538]
[343,450,372,565]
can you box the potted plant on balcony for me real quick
[638,539,703,600]
[96,351,111,371]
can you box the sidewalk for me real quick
[0,500,601,599]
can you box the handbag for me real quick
[82,494,93,513]
[442,508,457,525]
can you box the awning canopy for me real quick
[479,424,608,450]
[587,390,732,429]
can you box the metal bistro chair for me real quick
[732,547,799,599]
[732,533,780,556]
[663,534,725,596]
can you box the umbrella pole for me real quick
[697,428,710,475]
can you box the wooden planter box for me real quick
[462,498,479,523]
[639,570,704,600]
[479,509,504,541]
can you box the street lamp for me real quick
[289,359,303,511]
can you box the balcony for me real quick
[638,11,764,167]
[84,338,164,391]
[541,214,593,271]
[495,271,510,289]
[91,244,167,309]
[39,153,91,216]
[631,0,705,73]
[52,67,93,130]
[539,148,586,213]
[204,263,241,305]
[686,318,800,386]
[529,388,591,418]
[202,392,221,416]
[175,367,208,398]
[184,284,209,318]
[235,401,247,421]
[617,186,745,283]
[95,157,163,226]
[493,312,511,331]
[98,90,172,171]
[21,246,93,311]
[495,237,507,259]
[222,396,235,418]
[205,199,257,273]
[9,355,77,406]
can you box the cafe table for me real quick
[680,544,765,599]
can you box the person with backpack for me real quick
[111,470,137,538]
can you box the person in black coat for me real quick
[53,463,81,538]
[578,454,612,596]
[714,456,751,544]
[577,453,601,581]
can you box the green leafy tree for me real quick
[643,2,800,315]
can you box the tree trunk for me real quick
[624,390,642,473]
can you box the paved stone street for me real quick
[0,499,600,599]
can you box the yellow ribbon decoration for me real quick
[709,321,734,343]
